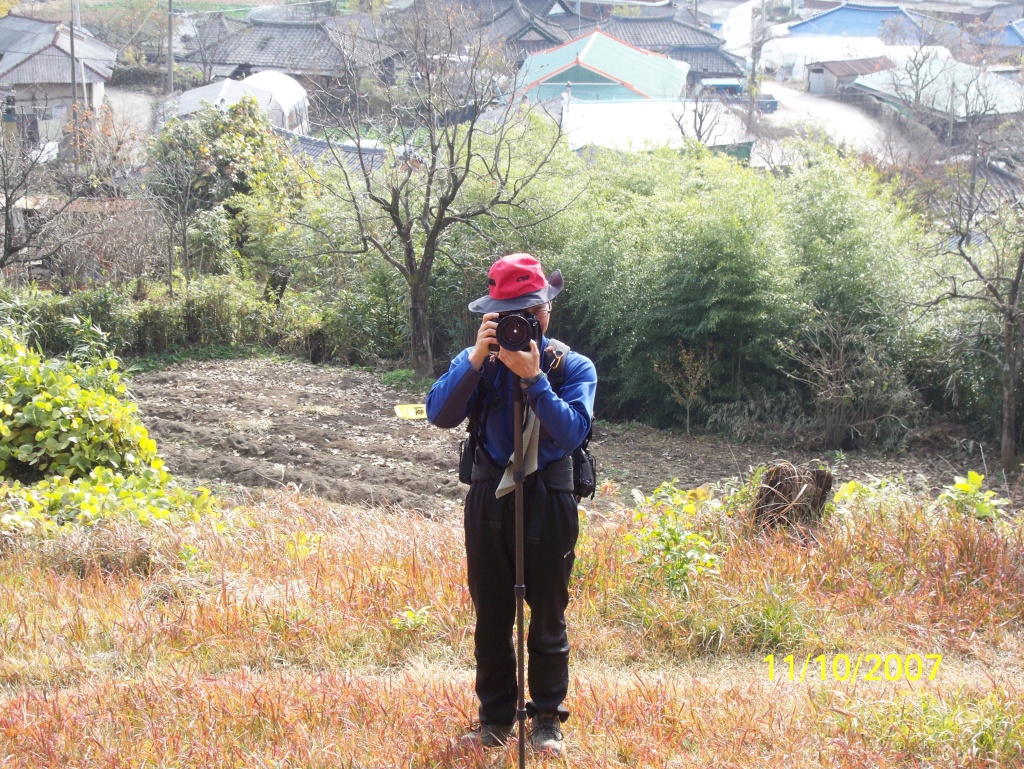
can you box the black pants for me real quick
[464,476,580,725]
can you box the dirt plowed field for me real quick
[134,359,981,511]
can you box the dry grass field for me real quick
[2,466,1023,767]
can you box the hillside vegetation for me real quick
[9,103,1015,462]
[4,52,1024,766]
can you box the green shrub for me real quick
[1,279,366,366]
[936,471,1008,520]
[0,323,213,535]
[0,464,211,532]
[0,286,131,357]
[627,480,722,598]
[549,145,799,422]
[0,329,157,483]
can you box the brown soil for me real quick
[134,358,984,512]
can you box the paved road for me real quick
[104,87,158,136]
[759,81,902,159]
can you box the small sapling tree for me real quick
[653,342,714,435]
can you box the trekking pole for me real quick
[511,372,527,769]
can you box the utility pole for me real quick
[68,0,79,167]
[947,78,955,148]
[76,0,87,111]
[747,0,765,130]
[167,0,174,94]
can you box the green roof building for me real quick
[517,31,691,103]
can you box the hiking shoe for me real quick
[460,721,514,749]
[529,713,564,757]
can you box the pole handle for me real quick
[512,373,527,769]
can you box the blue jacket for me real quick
[426,337,597,470]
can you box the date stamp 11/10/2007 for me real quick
[765,653,943,683]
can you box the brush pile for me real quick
[753,461,833,528]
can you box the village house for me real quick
[179,15,399,91]
[975,19,1024,65]
[849,54,1024,140]
[516,30,690,102]
[806,56,894,94]
[796,0,1004,25]
[787,2,944,37]
[783,2,1022,64]
[0,14,117,148]
[478,0,742,88]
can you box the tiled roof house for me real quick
[0,14,117,146]
[180,16,399,82]
[483,0,742,85]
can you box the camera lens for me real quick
[496,314,533,352]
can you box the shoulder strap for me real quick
[545,338,571,390]
[467,357,501,465]
[544,338,592,451]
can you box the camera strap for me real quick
[468,357,503,468]
[546,339,593,455]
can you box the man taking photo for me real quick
[425,253,597,758]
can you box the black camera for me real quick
[490,310,542,353]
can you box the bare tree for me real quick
[781,310,919,450]
[875,17,1012,149]
[879,35,952,132]
[0,131,86,275]
[934,150,1024,478]
[675,86,729,146]
[308,0,567,376]
[66,103,146,196]
[48,201,164,296]
[105,204,165,297]
[881,21,1024,476]
[181,13,239,85]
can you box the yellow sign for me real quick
[395,404,428,420]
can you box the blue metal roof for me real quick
[984,20,1024,47]
[788,3,918,37]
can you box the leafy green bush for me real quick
[529,140,928,432]
[936,471,1008,520]
[2,279,325,361]
[0,328,156,483]
[547,145,799,422]
[0,323,213,535]
[0,464,211,532]
[627,480,722,598]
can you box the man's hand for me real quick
[468,312,499,370]
[497,340,542,380]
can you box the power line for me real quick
[173,0,335,15]
[117,0,163,55]
[0,46,123,60]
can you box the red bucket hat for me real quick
[468,254,563,313]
